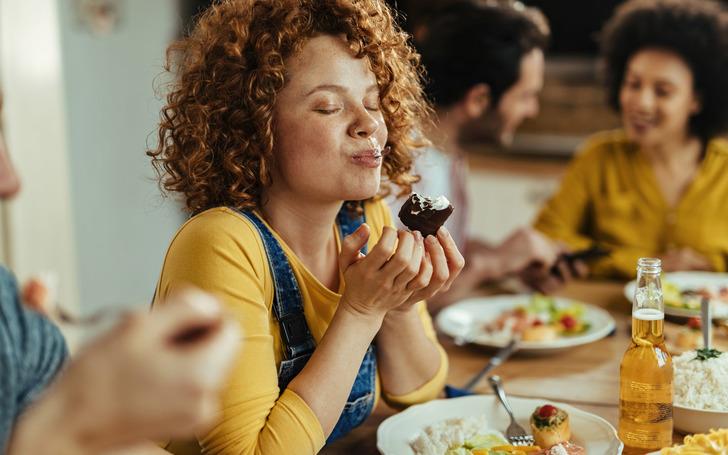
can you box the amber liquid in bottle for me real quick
[619,258,673,454]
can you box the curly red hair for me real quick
[148,0,431,213]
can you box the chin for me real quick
[342,177,380,201]
[625,127,662,149]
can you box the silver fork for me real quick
[488,375,535,447]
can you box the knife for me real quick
[701,296,712,350]
[444,338,520,398]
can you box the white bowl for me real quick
[674,403,728,434]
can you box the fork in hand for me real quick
[488,375,535,447]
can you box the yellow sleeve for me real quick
[155,209,325,455]
[533,142,597,252]
[368,199,449,408]
[533,135,647,279]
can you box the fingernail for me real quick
[357,225,368,237]
[414,231,422,242]
[427,235,437,245]
[438,226,449,238]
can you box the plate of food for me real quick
[624,272,728,318]
[377,395,623,454]
[436,294,615,353]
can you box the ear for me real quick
[462,83,490,119]
[690,92,702,115]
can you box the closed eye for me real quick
[314,107,342,114]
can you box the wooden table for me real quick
[323,280,691,454]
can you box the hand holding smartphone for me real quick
[550,246,610,277]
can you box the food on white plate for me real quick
[530,404,571,449]
[674,317,706,350]
[673,347,728,411]
[536,442,585,455]
[659,428,728,454]
[410,405,588,455]
[663,280,728,312]
[522,325,559,342]
[409,415,509,455]
[483,295,590,343]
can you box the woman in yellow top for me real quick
[533,0,728,279]
[147,0,463,454]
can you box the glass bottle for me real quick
[619,258,673,453]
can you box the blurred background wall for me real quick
[58,0,184,314]
[0,0,184,342]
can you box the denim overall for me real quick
[235,204,376,443]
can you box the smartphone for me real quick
[550,246,610,276]
[561,246,611,264]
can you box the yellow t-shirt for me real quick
[154,199,448,454]
[534,130,728,279]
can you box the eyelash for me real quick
[314,105,380,115]
[315,108,341,115]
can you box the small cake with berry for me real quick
[530,404,571,449]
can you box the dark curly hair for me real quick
[601,0,728,142]
[417,1,549,108]
[148,0,431,214]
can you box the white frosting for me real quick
[368,136,383,157]
[431,195,451,210]
[408,193,451,215]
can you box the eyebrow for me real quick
[305,83,379,97]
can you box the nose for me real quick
[634,87,655,111]
[348,106,380,139]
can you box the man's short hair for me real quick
[418,1,550,108]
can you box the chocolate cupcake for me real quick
[398,193,454,237]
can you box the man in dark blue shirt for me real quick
[0,265,67,451]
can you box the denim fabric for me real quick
[235,204,376,443]
[326,344,376,442]
[0,266,68,451]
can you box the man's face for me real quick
[490,48,544,146]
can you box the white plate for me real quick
[436,295,616,353]
[624,272,728,319]
[377,395,623,454]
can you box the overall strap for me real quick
[234,210,316,360]
[336,202,368,254]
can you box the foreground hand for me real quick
[403,226,465,306]
[660,248,713,272]
[338,224,426,318]
[38,289,240,452]
[338,224,464,315]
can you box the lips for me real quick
[351,149,382,168]
[625,114,657,133]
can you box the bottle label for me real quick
[620,400,673,421]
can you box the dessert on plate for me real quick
[530,405,585,454]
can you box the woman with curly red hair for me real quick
[149,0,463,453]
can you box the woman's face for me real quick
[619,49,701,148]
[271,35,388,204]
